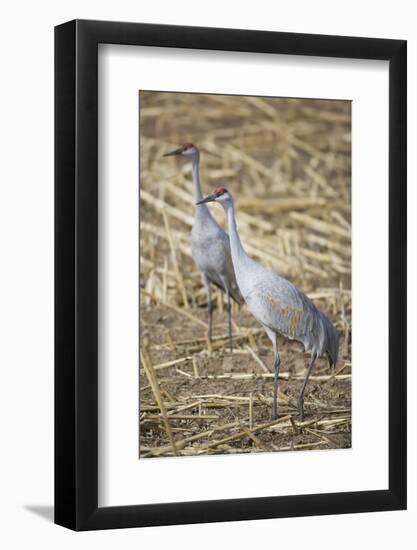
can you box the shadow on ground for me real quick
[24,505,54,523]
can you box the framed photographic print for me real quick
[55,19,406,530]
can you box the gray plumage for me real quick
[191,207,243,306]
[242,269,338,367]
[163,144,243,350]
[197,188,339,420]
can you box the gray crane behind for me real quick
[197,187,339,420]
[163,144,243,351]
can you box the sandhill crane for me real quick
[197,187,339,420]
[163,144,243,351]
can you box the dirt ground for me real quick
[140,306,351,457]
[139,92,351,458]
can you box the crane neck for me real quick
[224,200,248,266]
[191,154,204,203]
[192,153,212,222]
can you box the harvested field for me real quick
[139,91,351,458]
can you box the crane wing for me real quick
[242,264,338,362]
[243,268,321,343]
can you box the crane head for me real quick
[196,187,231,206]
[163,143,198,157]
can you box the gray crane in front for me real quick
[163,144,243,351]
[197,187,339,420]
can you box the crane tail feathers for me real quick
[210,278,244,305]
[319,311,339,368]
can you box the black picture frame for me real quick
[55,19,407,531]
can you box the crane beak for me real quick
[163,147,183,157]
[196,194,216,205]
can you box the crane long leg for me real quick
[220,276,233,353]
[272,351,281,420]
[201,273,213,342]
[264,326,280,419]
[298,353,317,421]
